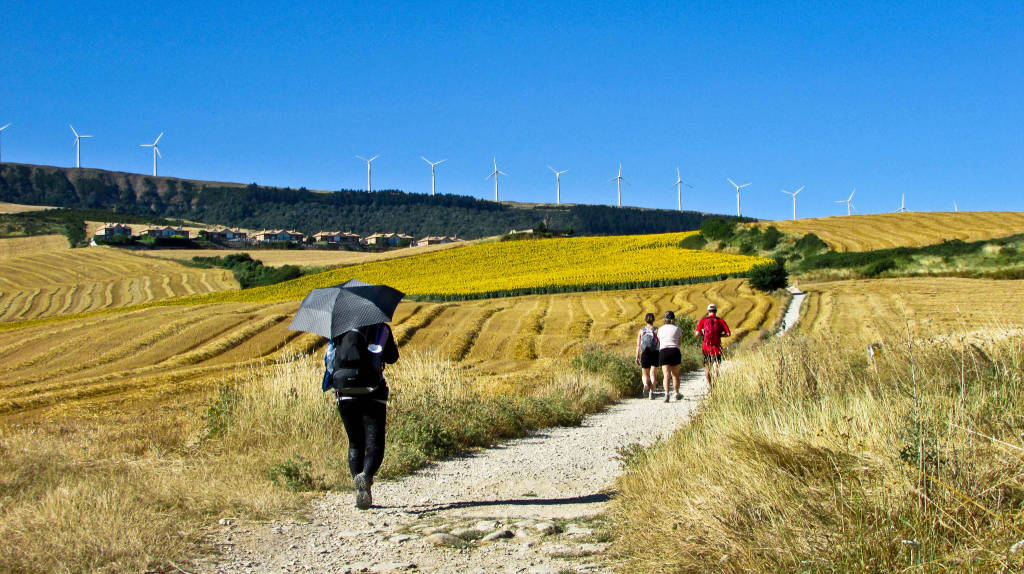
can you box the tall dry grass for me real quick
[0,348,632,572]
[611,326,1024,572]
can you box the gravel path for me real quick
[199,372,707,574]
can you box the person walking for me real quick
[657,311,683,402]
[634,313,660,399]
[696,303,731,391]
[323,322,399,509]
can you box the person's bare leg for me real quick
[672,364,682,398]
[661,364,671,401]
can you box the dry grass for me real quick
[611,325,1024,572]
[0,202,54,214]
[134,239,475,268]
[0,246,237,322]
[0,234,68,260]
[753,211,1024,252]
[795,277,1024,340]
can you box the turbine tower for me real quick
[610,163,624,207]
[727,178,751,217]
[69,124,93,168]
[548,166,568,204]
[896,193,907,213]
[486,157,506,201]
[674,168,693,212]
[140,132,163,176]
[356,155,379,192]
[0,123,10,163]
[781,185,804,221]
[836,188,856,216]
[954,201,959,213]
[421,156,446,196]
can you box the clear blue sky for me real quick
[2,1,1022,220]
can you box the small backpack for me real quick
[330,326,387,395]
[639,326,657,352]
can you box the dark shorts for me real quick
[658,347,681,367]
[703,351,723,365]
[640,349,659,368]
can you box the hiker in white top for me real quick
[657,311,684,403]
[634,313,660,399]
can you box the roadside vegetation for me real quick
[188,253,302,289]
[611,326,1024,571]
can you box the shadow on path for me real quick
[381,492,614,514]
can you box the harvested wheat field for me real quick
[135,239,472,268]
[0,201,54,213]
[796,276,1024,340]
[0,278,779,421]
[0,234,68,260]
[0,245,237,322]
[754,211,1024,251]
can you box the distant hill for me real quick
[752,212,1024,252]
[0,163,745,239]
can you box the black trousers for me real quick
[337,398,387,479]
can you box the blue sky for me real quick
[2,1,1021,219]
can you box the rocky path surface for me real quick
[199,373,707,574]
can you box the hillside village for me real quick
[93,222,461,249]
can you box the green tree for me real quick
[747,257,789,292]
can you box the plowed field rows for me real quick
[795,277,1024,340]
[136,240,472,268]
[755,211,1024,252]
[0,278,780,420]
[0,246,237,322]
[0,235,68,259]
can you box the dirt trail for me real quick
[200,373,707,574]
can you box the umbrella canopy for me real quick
[288,279,405,340]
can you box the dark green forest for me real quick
[0,163,747,238]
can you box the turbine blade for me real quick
[726,177,737,187]
[421,156,431,164]
[437,159,446,165]
[356,155,366,161]
[154,132,163,144]
[155,148,162,158]
[369,155,379,162]
[739,183,751,189]
[69,124,78,137]
[0,123,10,131]
[794,186,805,194]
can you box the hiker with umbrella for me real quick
[289,279,402,510]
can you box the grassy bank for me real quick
[610,327,1024,572]
[0,349,637,573]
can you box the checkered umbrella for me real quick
[288,279,404,340]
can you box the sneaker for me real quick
[353,472,373,510]
[664,394,670,403]
[675,393,683,401]
[649,389,656,400]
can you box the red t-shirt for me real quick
[697,315,731,354]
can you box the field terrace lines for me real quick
[0,246,237,321]
[441,304,505,362]
[464,304,524,364]
[0,235,68,259]
[392,303,450,346]
[756,212,1024,252]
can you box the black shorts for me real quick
[703,352,723,365]
[658,347,681,367]
[639,349,659,368]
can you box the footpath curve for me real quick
[200,290,806,574]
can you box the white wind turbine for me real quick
[69,124,93,168]
[895,193,907,213]
[0,123,10,162]
[781,186,805,221]
[727,178,751,217]
[486,157,506,201]
[610,163,624,207]
[421,156,446,196]
[548,166,568,204]
[674,168,693,212]
[140,132,163,176]
[836,188,856,216]
[954,201,959,213]
[356,155,379,192]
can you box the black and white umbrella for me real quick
[288,279,404,340]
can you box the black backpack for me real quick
[330,327,385,395]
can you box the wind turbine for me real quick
[140,132,163,176]
[727,178,751,217]
[610,163,624,207]
[69,124,93,168]
[836,188,856,216]
[781,185,805,221]
[486,157,506,201]
[421,156,446,196]
[356,155,379,192]
[954,201,959,213]
[0,123,10,162]
[895,193,907,213]
[548,166,568,204]
[674,168,693,212]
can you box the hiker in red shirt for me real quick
[695,303,731,390]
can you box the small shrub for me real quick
[861,258,896,277]
[747,257,788,292]
[760,226,783,250]
[204,384,240,437]
[572,347,642,397]
[700,218,737,242]
[267,456,319,491]
[677,234,708,250]
[795,233,828,254]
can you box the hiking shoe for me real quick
[675,393,683,401]
[649,389,656,400]
[353,473,373,510]
[664,394,670,403]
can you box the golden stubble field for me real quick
[0,277,779,421]
[754,211,1024,252]
[0,238,238,322]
